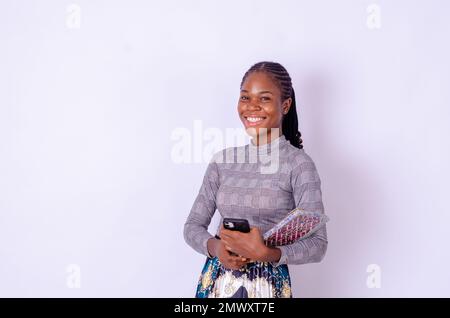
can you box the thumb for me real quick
[251,226,261,233]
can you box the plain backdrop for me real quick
[1,0,449,297]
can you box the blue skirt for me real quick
[195,257,292,298]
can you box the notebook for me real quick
[263,208,329,247]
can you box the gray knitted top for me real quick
[183,134,328,267]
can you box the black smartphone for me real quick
[223,218,250,233]
[221,218,250,257]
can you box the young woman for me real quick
[184,61,328,298]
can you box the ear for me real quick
[282,97,292,115]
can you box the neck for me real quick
[252,129,282,146]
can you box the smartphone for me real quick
[223,218,250,233]
[221,218,250,257]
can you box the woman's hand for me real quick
[219,224,267,262]
[213,238,249,270]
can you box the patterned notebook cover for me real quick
[263,208,329,247]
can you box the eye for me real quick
[240,95,249,101]
[261,96,271,101]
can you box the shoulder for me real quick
[284,143,320,176]
[284,143,316,167]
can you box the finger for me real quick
[226,249,239,257]
[222,229,238,237]
[221,237,230,244]
[231,258,246,268]
[226,249,234,257]
[222,238,235,248]
[221,233,237,243]
[220,230,232,238]
[228,253,242,261]
[224,244,232,252]
[232,255,248,265]
[228,257,242,267]
[250,227,261,235]
[228,230,242,238]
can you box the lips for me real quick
[243,115,267,127]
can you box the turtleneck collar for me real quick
[247,134,289,155]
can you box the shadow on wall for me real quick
[288,68,386,297]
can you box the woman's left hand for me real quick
[219,225,267,261]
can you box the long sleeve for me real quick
[271,154,328,267]
[183,158,220,258]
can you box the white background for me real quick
[0,0,449,297]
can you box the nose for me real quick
[247,102,261,111]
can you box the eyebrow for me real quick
[240,90,274,95]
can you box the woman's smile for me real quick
[243,115,268,127]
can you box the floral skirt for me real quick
[195,257,292,298]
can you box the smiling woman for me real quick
[183,61,328,298]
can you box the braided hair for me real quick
[240,61,303,149]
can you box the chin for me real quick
[244,126,267,138]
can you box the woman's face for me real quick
[238,71,291,140]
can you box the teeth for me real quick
[246,117,264,122]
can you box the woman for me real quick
[183,61,328,298]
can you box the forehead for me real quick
[241,71,280,94]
